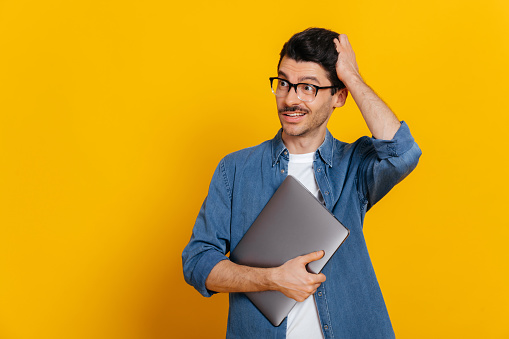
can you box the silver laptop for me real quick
[229,175,350,326]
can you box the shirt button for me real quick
[324,191,329,195]
[317,291,322,297]
[284,151,288,155]
[317,168,321,172]
[324,325,328,330]
[281,169,285,173]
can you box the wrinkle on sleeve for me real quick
[356,121,422,211]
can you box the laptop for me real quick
[229,175,350,326]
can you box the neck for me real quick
[282,129,326,154]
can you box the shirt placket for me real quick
[314,158,333,210]
[276,150,289,177]
[315,283,334,338]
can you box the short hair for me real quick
[278,27,345,94]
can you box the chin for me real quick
[282,126,307,137]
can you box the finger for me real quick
[308,282,323,296]
[286,287,315,302]
[294,293,309,302]
[343,34,353,49]
[316,273,326,283]
[301,250,325,264]
[334,38,340,53]
[315,250,325,259]
[309,273,326,287]
[337,34,344,45]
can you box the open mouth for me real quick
[284,112,306,117]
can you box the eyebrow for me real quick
[277,71,321,85]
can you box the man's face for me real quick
[276,56,340,140]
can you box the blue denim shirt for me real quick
[182,122,421,338]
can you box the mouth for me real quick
[280,111,307,123]
[283,112,306,117]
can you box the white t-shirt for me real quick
[286,151,324,339]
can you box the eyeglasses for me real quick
[269,77,339,103]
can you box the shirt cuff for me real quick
[371,121,415,160]
[192,249,230,297]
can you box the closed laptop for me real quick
[229,175,350,326]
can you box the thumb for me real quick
[301,250,325,264]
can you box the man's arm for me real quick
[206,250,326,302]
[182,158,326,302]
[334,34,401,140]
[332,35,422,208]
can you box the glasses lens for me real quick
[297,84,316,102]
[271,79,288,97]
[270,79,316,102]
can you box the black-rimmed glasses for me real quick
[269,77,339,102]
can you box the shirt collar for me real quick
[317,129,334,167]
[271,129,334,167]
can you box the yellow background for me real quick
[1,0,508,338]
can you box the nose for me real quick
[284,86,302,106]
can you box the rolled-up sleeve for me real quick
[357,121,422,210]
[182,158,232,297]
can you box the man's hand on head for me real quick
[270,250,327,302]
[334,34,362,87]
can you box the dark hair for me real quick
[278,27,345,94]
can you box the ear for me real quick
[332,88,348,108]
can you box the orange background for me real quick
[1,0,508,338]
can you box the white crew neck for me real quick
[289,151,315,163]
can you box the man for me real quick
[182,28,421,338]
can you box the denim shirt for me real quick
[182,121,421,339]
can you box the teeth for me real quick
[287,113,304,117]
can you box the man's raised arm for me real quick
[334,34,401,140]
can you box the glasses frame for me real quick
[269,77,340,102]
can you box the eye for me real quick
[279,80,289,87]
[302,84,316,94]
